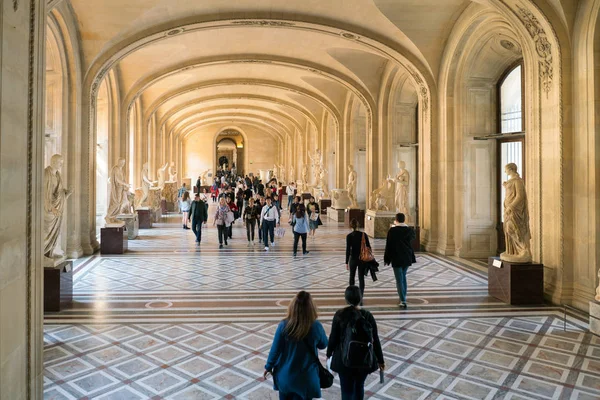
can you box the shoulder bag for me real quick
[302,336,334,389]
[359,232,375,263]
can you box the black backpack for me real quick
[341,310,375,370]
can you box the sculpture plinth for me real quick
[163,182,178,212]
[364,210,396,238]
[44,261,73,312]
[345,209,365,228]
[117,213,139,239]
[101,224,128,254]
[319,199,331,215]
[136,208,153,229]
[487,257,544,305]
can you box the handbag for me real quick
[359,233,375,263]
[302,337,334,389]
[225,210,235,226]
[310,212,319,221]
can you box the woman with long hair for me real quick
[345,218,372,302]
[180,191,191,230]
[292,204,310,256]
[264,291,328,400]
[327,286,385,400]
[307,196,322,239]
[212,197,230,248]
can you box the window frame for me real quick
[496,60,525,135]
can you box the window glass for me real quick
[500,65,522,133]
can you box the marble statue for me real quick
[279,164,286,182]
[318,168,329,198]
[289,165,295,182]
[308,149,323,185]
[395,161,410,217]
[369,176,395,212]
[44,154,72,263]
[168,161,177,182]
[301,164,309,192]
[500,163,532,263]
[157,162,168,189]
[347,165,359,209]
[105,158,130,224]
[595,269,600,302]
[139,162,156,207]
[200,169,211,186]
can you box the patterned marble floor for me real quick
[45,209,595,399]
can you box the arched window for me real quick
[499,64,523,133]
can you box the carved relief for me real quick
[517,5,553,93]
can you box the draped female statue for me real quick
[500,163,532,263]
[44,154,72,261]
[105,158,130,224]
[346,165,359,209]
[395,161,410,217]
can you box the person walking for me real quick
[307,197,322,239]
[260,197,280,251]
[226,196,238,239]
[210,183,219,203]
[292,204,310,256]
[326,286,385,400]
[243,197,260,246]
[383,213,416,309]
[180,191,191,229]
[286,182,296,210]
[345,219,372,302]
[264,291,328,400]
[213,197,231,249]
[188,194,208,243]
[257,196,266,243]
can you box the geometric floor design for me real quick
[45,208,595,399]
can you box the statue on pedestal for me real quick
[369,176,395,212]
[318,168,329,198]
[500,163,532,263]
[44,154,72,263]
[395,161,410,217]
[139,162,156,208]
[301,164,309,192]
[157,162,168,189]
[279,164,286,182]
[347,165,359,209]
[200,169,211,186]
[105,158,130,224]
[168,161,177,182]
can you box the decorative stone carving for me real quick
[331,189,351,210]
[168,161,177,182]
[369,176,395,212]
[157,162,168,189]
[346,165,359,209]
[500,163,532,263]
[517,6,553,93]
[105,158,130,225]
[395,161,410,218]
[44,154,72,264]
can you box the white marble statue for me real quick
[595,269,600,302]
[347,165,359,209]
[157,162,168,189]
[318,168,329,198]
[105,158,130,224]
[200,169,211,186]
[44,154,72,263]
[369,176,395,211]
[500,163,532,263]
[308,149,323,185]
[279,164,286,182]
[139,162,156,207]
[395,161,410,217]
[168,161,177,182]
[301,164,309,192]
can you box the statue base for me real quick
[101,225,128,254]
[136,208,153,229]
[319,199,331,215]
[327,208,346,222]
[301,192,312,202]
[330,189,351,209]
[487,257,544,305]
[364,210,396,238]
[44,261,73,312]
[590,302,600,336]
[117,213,139,239]
[161,199,168,214]
[345,208,365,228]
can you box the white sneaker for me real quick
[271,242,275,246]
[247,242,252,247]
[264,246,269,251]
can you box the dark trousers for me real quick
[246,219,256,241]
[191,218,203,242]
[258,222,262,241]
[393,265,409,302]
[228,223,233,238]
[262,220,275,246]
[279,392,303,400]
[217,224,228,245]
[349,257,366,300]
[293,232,307,254]
[339,373,368,400]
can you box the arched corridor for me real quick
[1,0,600,398]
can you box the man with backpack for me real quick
[326,286,385,400]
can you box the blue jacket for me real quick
[292,213,310,234]
[265,320,328,399]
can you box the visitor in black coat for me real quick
[383,213,416,309]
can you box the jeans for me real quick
[287,195,293,210]
[228,223,233,238]
[246,219,256,241]
[348,257,366,299]
[258,222,263,241]
[293,232,307,254]
[262,220,275,246]
[191,218,203,242]
[393,265,409,302]
[279,392,303,400]
[217,224,228,245]
[339,373,368,400]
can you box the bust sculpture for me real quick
[157,162,168,189]
[347,165,359,209]
[500,163,532,263]
[139,162,156,207]
[168,161,177,182]
[44,154,72,262]
[395,161,410,216]
[105,158,130,224]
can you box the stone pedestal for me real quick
[153,207,163,223]
[101,223,128,254]
[117,213,139,239]
[44,261,73,312]
[331,189,351,209]
[364,210,396,238]
[161,199,168,214]
[301,192,312,202]
[590,302,600,336]
[137,208,153,229]
[319,199,331,215]
[487,257,544,305]
[163,181,178,202]
[166,201,176,212]
[328,208,346,222]
[345,208,365,228]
